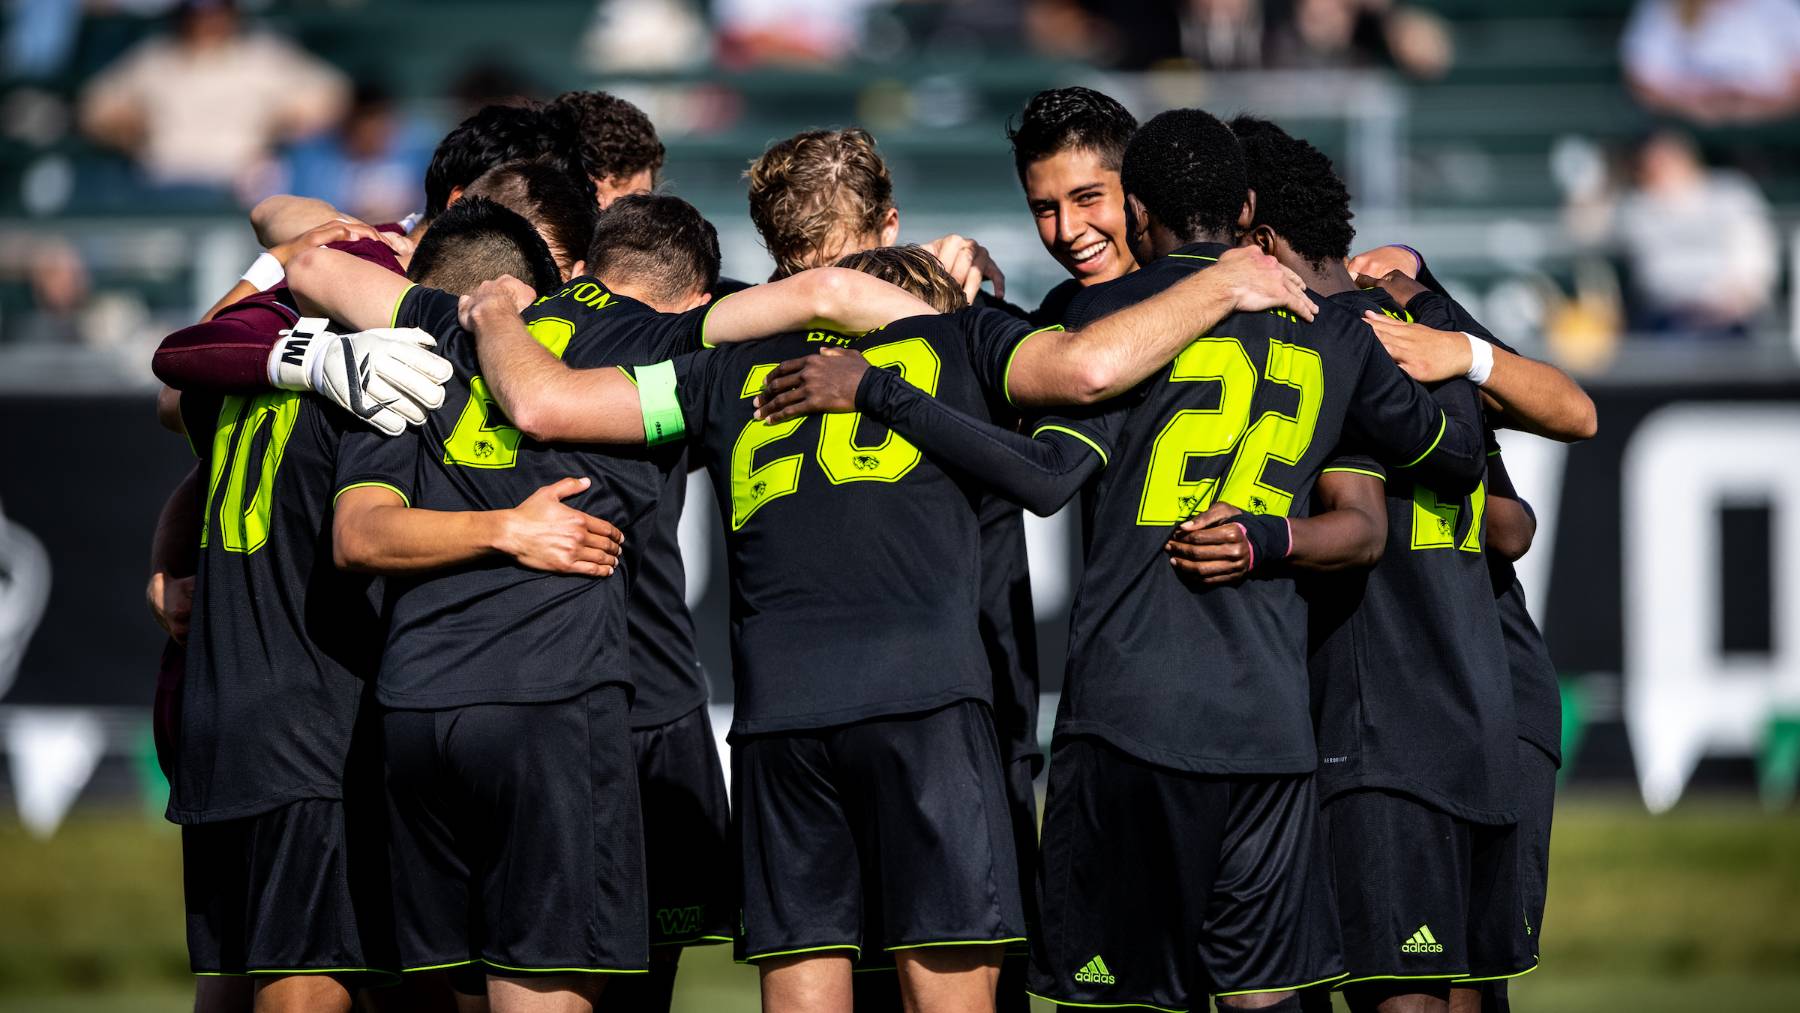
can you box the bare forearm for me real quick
[471,305,642,443]
[1011,275,1237,406]
[703,269,936,346]
[335,504,504,573]
[1481,351,1597,441]
[251,195,343,249]
[1287,508,1384,572]
[1487,495,1536,563]
[286,247,407,330]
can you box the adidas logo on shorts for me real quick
[1073,955,1116,985]
[1401,924,1445,954]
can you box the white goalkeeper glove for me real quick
[266,318,453,437]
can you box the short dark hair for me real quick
[833,245,967,314]
[588,194,720,305]
[549,90,666,184]
[422,103,595,218]
[1006,86,1138,181]
[463,158,599,273]
[1230,115,1356,268]
[1120,108,1247,242]
[407,195,561,296]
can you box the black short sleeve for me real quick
[668,350,719,445]
[393,284,462,339]
[948,307,1038,399]
[334,423,421,506]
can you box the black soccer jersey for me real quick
[1040,242,1485,775]
[654,308,1036,737]
[171,390,383,824]
[627,456,710,728]
[345,278,710,709]
[1306,287,1518,824]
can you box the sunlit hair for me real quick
[747,128,894,278]
[833,245,966,315]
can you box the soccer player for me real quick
[764,108,1488,1013]
[160,199,611,1013]
[1228,115,1529,1013]
[453,234,1317,1013]
[1004,86,1141,324]
[550,89,665,205]
[286,194,967,1011]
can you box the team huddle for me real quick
[144,85,1594,1013]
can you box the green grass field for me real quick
[2,793,1796,1012]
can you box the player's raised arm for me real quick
[1355,255,1598,442]
[1343,317,1488,495]
[755,347,1103,515]
[461,278,650,445]
[1164,464,1387,582]
[287,245,417,333]
[1005,246,1318,406]
[699,267,938,345]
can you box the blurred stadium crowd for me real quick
[0,0,1796,371]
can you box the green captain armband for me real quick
[637,359,685,446]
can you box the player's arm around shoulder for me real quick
[1164,466,1386,583]
[1483,450,1536,563]
[1005,246,1318,407]
[461,278,648,445]
[699,268,938,346]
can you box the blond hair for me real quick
[834,245,967,315]
[747,128,894,278]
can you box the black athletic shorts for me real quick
[383,683,647,976]
[1321,788,1533,986]
[183,795,396,979]
[732,700,1026,964]
[1029,736,1343,1010]
[1508,740,1556,974]
[635,703,733,949]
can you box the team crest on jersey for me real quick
[473,439,496,459]
[853,454,880,471]
[751,481,768,500]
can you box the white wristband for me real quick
[241,251,285,292]
[1464,332,1494,386]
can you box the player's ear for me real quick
[878,207,900,247]
[447,185,466,208]
[566,260,586,282]
[1249,225,1277,257]
[1238,190,1256,230]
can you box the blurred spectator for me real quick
[78,0,349,194]
[276,82,430,226]
[1614,131,1777,338]
[1623,0,1800,124]
[714,0,882,67]
[581,0,709,72]
[1268,0,1453,79]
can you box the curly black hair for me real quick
[1006,86,1138,181]
[423,102,595,218]
[589,193,719,305]
[549,90,666,185]
[1230,115,1356,268]
[1120,108,1246,243]
[407,195,562,296]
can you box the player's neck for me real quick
[1290,255,1354,297]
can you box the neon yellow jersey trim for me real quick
[1024,989,1187,1013]
[883,936,1026,952]
[1213,971,1348,996]
[700,291,738,349]
[1001,325,1066,407]
[1165,253,1219,263]
[1320,466,1385,481]
[1033,423,1109,468]
[334,481,409,507]
[477,959,648,975]
[390,283,417,328]
[1401,411,1448,468]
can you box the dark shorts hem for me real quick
[651,934,733,949]
[1454,958,1539,983]
[1024,989,1187,1012]
[1213,971,1348,996]
[192,966,400,986]
[478,959,649,977]
[1335,972,1470,989]
[740,943,861,964]
[884,936,1026,952]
